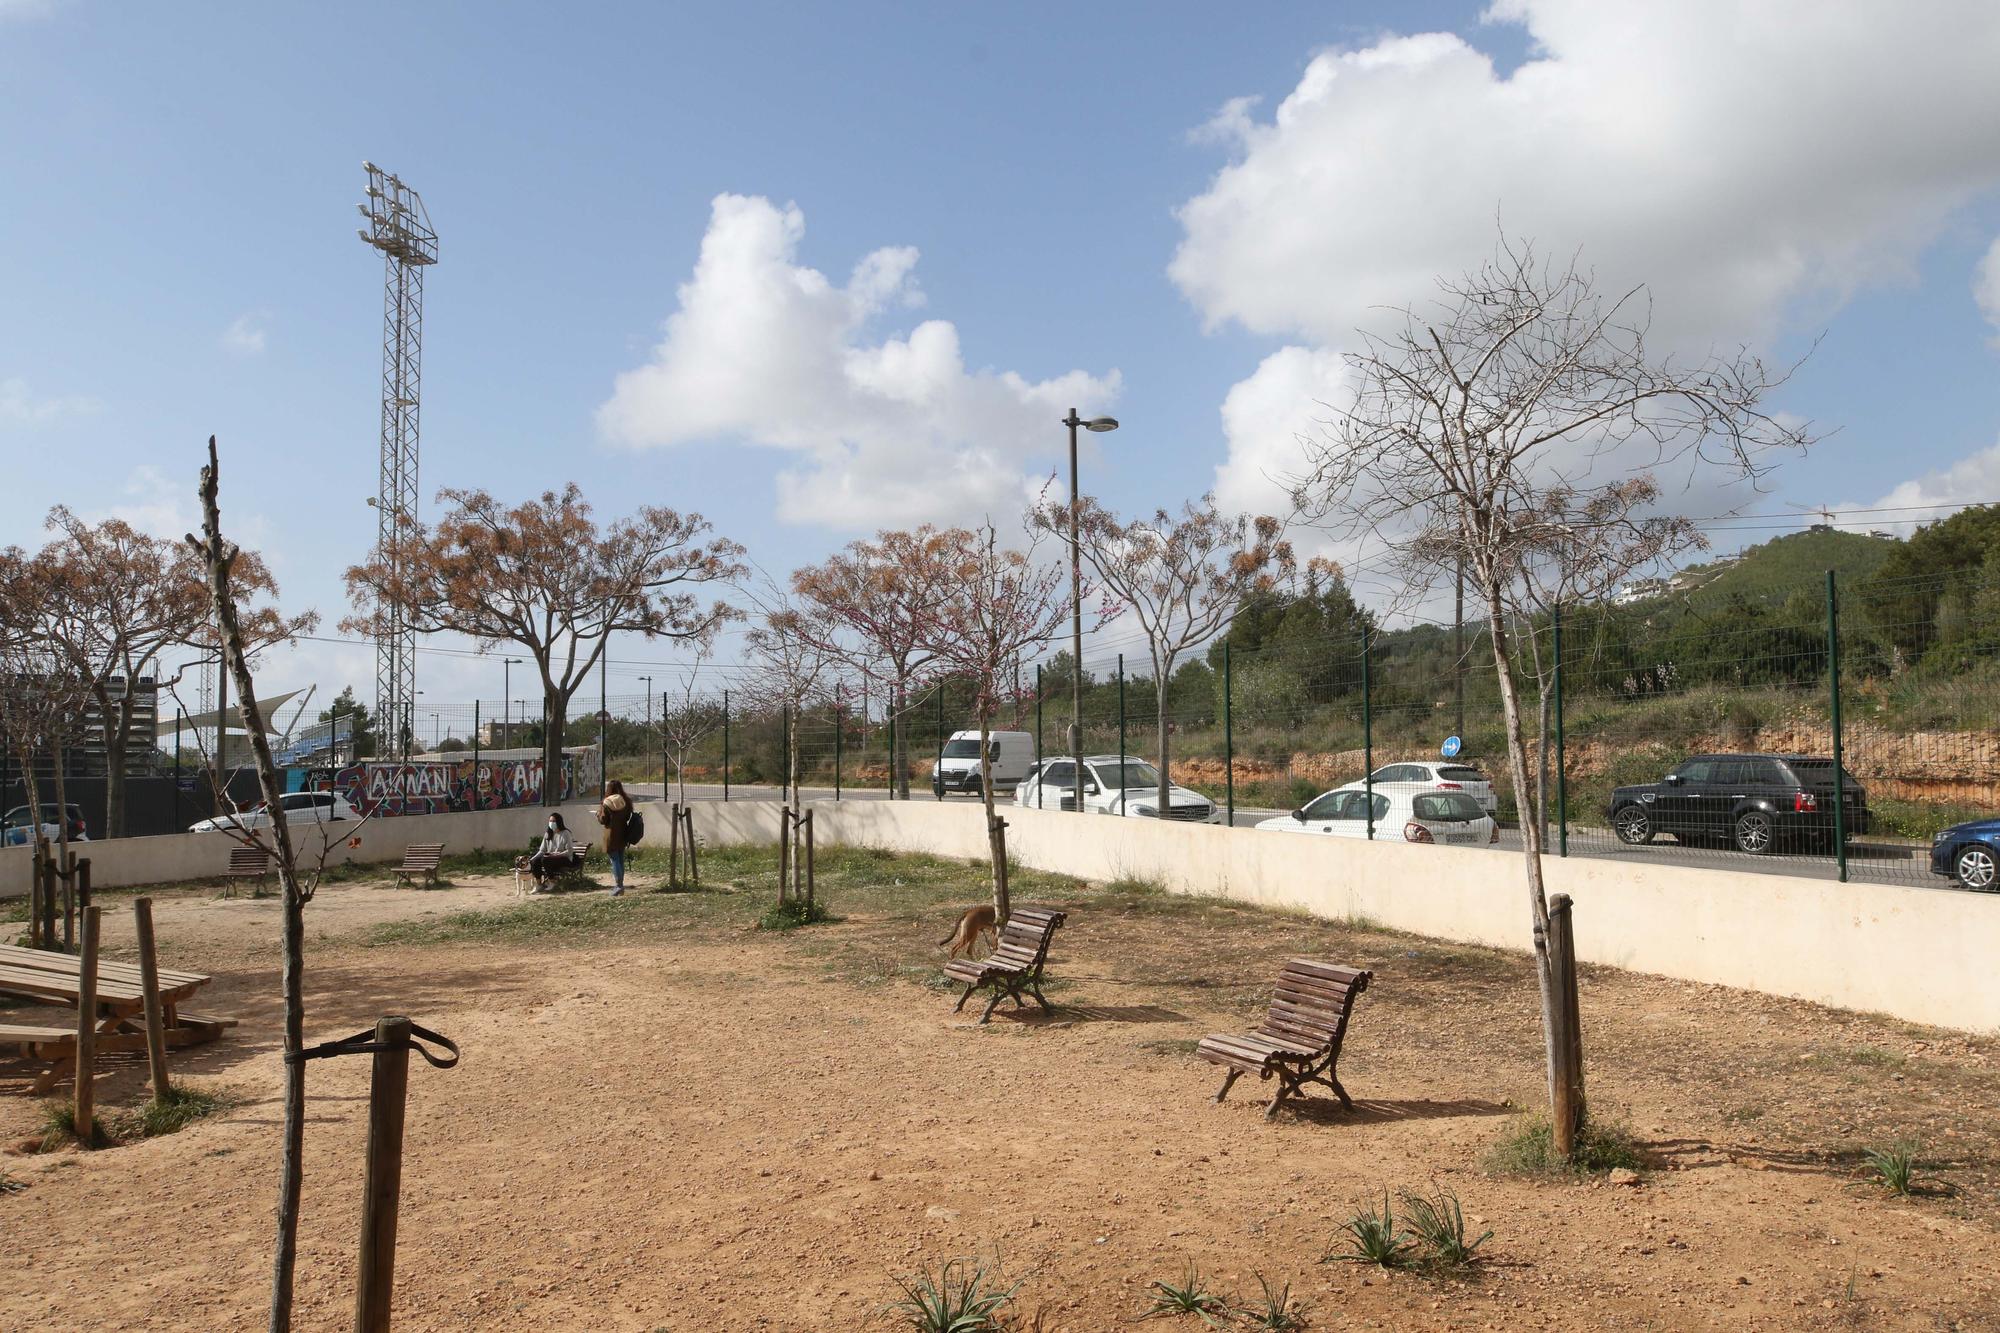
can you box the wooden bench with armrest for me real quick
[1195,959,1371,1120]
[940,905,1066,1024]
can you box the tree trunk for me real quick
[1481,575,1571,1155]
[978,713,1010,925]
[17,744,47,948]
[50,734,76,945]
[540,686,566,807]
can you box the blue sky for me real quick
[4,1,2000,710]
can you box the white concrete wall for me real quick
[692,800,2000,1034]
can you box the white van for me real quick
[931,730,1035,798]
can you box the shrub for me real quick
[885,1258,1020,1332]
[1399,1184,1492,1272]
[1486,1114,1644,1178]
[757,898,835,931]
[132,1084,230,1138]
[1137,1261,1230,1323]
[1859,1140,1922,1196]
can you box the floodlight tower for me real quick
[356,162,438,745]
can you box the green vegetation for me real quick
[1236,1274,1309,1331]
[1326,1191,1413,1270]
[1398,1185,1493,1272]
[756,898,836,930]
[1487,1113,1646,1179]
[37,1100,109,1152]
[131,1084,231,1138]
[1137,1262,1230,1323]
[1859,1139,1925,1196]
[885,1258,1021,1332]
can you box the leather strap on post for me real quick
[284,1023,460,1068]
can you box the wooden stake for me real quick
[804,810,815,913]
[134,896,172,1101]
[667,799,681,888]
[76,857,92,911]
[73,904,101,1143]
[353,1015,412,1333]
[1545,895,1583,1156]
[62,850,76,951]
[777,807,791,905]
[682,806,698,883]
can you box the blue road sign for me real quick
[1441,735,1462,758]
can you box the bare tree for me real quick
[1293,236,1809,1155]
[344,484,743,802]
[657,648,726,806]
[742,599,842,804]
[921,523,1072,924]
[1036,494,1295,821]
[0,555,93,947]
[791,526,957,799]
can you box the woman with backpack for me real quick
[598,779,635,896]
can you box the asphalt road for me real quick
[630,781,1944,892]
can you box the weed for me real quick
[1400,1184,1492,1272]
[1234,1273,1309,1330]
[130,1084,230,1138]
[756,898,837,931]
[1845,1044,1905,1069]
[1859,1139,1921,1196]
[885,1258,1020,1332]
[1138,1038,1201,1057]
[1138,1261,1230,1323]
[1326,1191,1412,1269]
[1102,875,1166,897]
[1486,1114,1645,1178]
[38,1100,110,1151]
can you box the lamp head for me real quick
[1083,417,1119,433]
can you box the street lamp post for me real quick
[502,657,522,749]
[1063,407,1118,815]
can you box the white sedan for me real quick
[1015,755,1221,823]
[1335,761,1498,815]
[190,791,358,834]
[1256,788,1498,845]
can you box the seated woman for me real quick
[522,812,583,891]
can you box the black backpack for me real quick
[623,806,645,846]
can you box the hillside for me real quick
[1661,527,1898,605]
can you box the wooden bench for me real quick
[0,943,239,1093]
[223,844,271,896]
[941,905,1066,1024]
[392,843,446,889]
[515,841,594,894]
[1196,960,1371,1120]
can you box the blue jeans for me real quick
[608,848,625,887]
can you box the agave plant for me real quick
[886,1258,1021,1333]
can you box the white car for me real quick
[1014,754,1221,823]
[189,791,358,834]
[1256,788,1498,846]
[1335,761,1498,815]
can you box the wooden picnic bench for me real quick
[941,905,1066,1024]
[1196,959,1371,1120]
[0,943,236,1093]
[392,842,446,889]
[223,844,271,895]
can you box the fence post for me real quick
[781,704,791,805]
[1116,654,1125,765]
[887,700,898,801]
[682,805,698,883]
[721,690,730,802]
[1826,569,1849,883]
[134,896,172,1101]
[1554,606,1568,857]
[777,806,790,903]
[1362,626,1374,841]
[73,903,101,1144]
[1034,664,1042,777]
[1223,642,1234,827]
[471,701,480,806]
[935,684,946,801]
[353,1015,413,1333]
[834,697,843,801]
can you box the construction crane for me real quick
[356,162,438,755]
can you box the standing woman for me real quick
[598,779,634,896]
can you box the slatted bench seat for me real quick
[392,843,446,889]
[941,904,1066,1024]
[1196,960,1371,1120]
[223,844,271,896]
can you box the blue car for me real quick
[1932,818,2000,891]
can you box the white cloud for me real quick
[597,194,1120,529]
[222,312,268,356]
[0,376,97,426]
[1976,237,2000,341]
[1177,1,2000,546]
[1864,434,2000,526]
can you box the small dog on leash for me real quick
[938,904,998,958]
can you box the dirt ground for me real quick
[4,853,1999,1331]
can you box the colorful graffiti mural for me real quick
[307,747,602,817]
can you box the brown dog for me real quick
[938,904,998,958]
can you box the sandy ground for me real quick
[4,869,1999,1331]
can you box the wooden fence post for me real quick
[667,800,681,888]
[134,896,172,1101]
[62,850,77,951]
[681,806,698,884]
[803,810,816,914]
[777,807,791,904]
[73,904,101,1143]
[1546,894,1584,1155]
[354,1015,413,1333]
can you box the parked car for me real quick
[1256,788,1499,845]
[931,729,1035,798]
[1606,754,1869,855]
[2,803,89,845]
[189,791,357,834]
[1931,817,2000,892]
[1335,761,1498,815]
[1014,754,1221,823]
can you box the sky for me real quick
[4,1,2000,723]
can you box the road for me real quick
[629,781,1942,892]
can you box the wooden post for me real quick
[76,857,91,911]
[73,904,101,1143]
[353,1015,413,1333]
[27,843,42,949]
[1545,894,1584,1155]
[683,806,698,883]
[803,810,815,913]
[62,851,76,952]
[134,896,172,1101]
[777,806,791,905]
[667,800,681,888]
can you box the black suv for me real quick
[1606,754,1869,855]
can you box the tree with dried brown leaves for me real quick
[790,526,958,799]
[1035,494,1295,821]
[1293,235,1811,1156]
[343,484,744,803]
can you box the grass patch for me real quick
[1486,1114,1646,1179]
[1101,875,1166,897]
[37,1100,110,1152]
[757,898,838,931]
[1399,1184,1493,1273]
[1137,1038,1201,1057]
[127,1084,231,1139]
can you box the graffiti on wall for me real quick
[310,747,602,817]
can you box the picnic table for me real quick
[0,942,235,1093]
